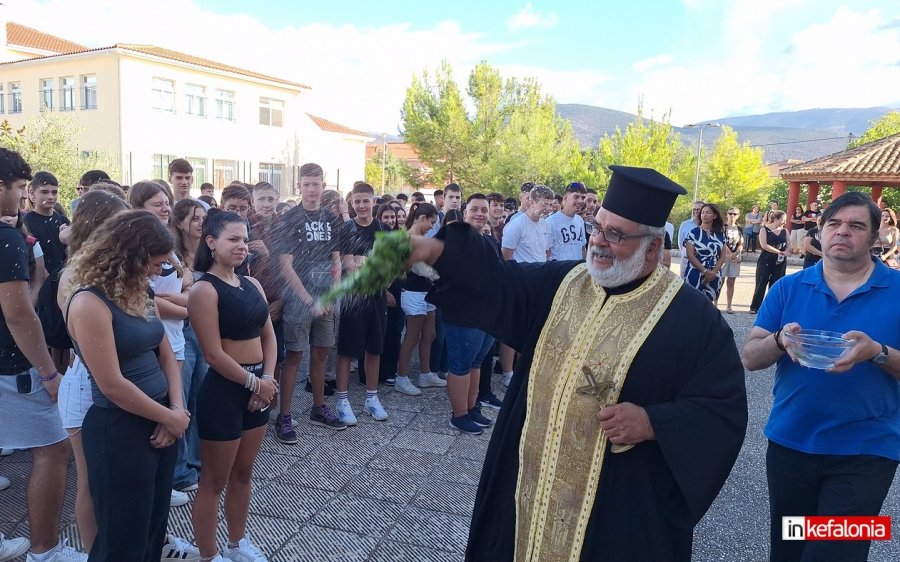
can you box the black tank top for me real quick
[70,288,168,408]
[200,273,269,340]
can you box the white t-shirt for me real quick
[546,211,585,261]
[149,257,186,356]
[502,213,551,263]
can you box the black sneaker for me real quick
[275,414,298,444]
[305,379,336,396]
[468,406,493,428]
[478,392,503,411]
[449,414,483,435]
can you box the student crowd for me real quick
[1,146,898,562]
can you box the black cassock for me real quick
[427,223,748,561]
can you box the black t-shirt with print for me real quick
[803,210,820,230]
[0,224,32,374]
[273,205,343,297]
[24,211,70,275]
[340,219,389,257]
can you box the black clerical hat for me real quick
[602,166,687,227]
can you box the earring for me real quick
[211,248,216,259]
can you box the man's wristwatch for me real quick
[871,343,889,365]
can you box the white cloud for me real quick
[632,55,673,72]
[506,3,560,32]
[6,0,516,134]
[618,5,900,125]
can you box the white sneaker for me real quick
[222,537,267,562]
[160,534,200,561]
[0,475,9,491]
[0,534,29,562]
[25,541,87,561]
[365,397,389,421]
[335,399,357,426]
[170,489,189,507]
[394,377,422,396]
[419,371,448,388]
[501,373,513,387]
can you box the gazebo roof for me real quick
[781,132,900,184]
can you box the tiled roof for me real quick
[365,142,421,161]
[781,133,900,182]
[116,44,309,89]
[2,29,307,89]
[307,113,369,137]
[6,22,86,54]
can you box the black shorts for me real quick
[337,295,387,358]
[197,363,269,441]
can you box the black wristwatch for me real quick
[871,343,889,365]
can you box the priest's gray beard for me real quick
[586,237,654,288]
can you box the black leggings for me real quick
[750,256,786,311]
[82,405,176,562]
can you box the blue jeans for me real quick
[445,323,495,376]
[173,323,207,489]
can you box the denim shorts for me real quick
[401,290,435,316]
[444,323,495,375]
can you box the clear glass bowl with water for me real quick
[783,329,855,370]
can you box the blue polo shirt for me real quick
[755,259,900,460]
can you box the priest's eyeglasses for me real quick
[592,227,651,245]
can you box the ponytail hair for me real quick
[193,209,244,272]
[405,202,437,230]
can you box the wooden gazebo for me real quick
[781,132,900,227]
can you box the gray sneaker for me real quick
[310,405,347,431]
[419,372,448,388]
[395,377,422,396]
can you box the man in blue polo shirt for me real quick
[742,192,900,562]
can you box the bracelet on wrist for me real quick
[773,328,786,352]
[40,371,61,382]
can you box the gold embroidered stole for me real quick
[513,264,683,562]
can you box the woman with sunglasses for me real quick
[721,208,743,313]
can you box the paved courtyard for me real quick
[2,258,898,561]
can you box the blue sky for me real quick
[12,0,900,133]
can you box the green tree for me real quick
[401,61,599,196]
[364,148,420,193]
[0,113,119,209]
[700,126,773,214]
[593,107,696,221]
[849,111,900,148]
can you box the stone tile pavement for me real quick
[1,372,496,562]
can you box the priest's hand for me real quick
[597,403,656,446]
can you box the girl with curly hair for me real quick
[54,190,127,554]
[65,210,191,562]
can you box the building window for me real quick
[258,98,283,127]
[9,82,22,113]
[81,75,97,109]
[258,163,284,190]
[151,153,178,180]
[214,159,237,187]
[60,77,75,111]
[184,84,206,117]
[40,79,54,110]
[215,90,234,121]
[186,157,208,185]
[152,78,175,112]
[0,85,4,114]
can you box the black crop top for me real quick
[200,273,269,340]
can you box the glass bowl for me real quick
[782,329,855,370]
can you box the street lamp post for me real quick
[685,122,720,201]
[381,133,387,195]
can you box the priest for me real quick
[407,166,748,561]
